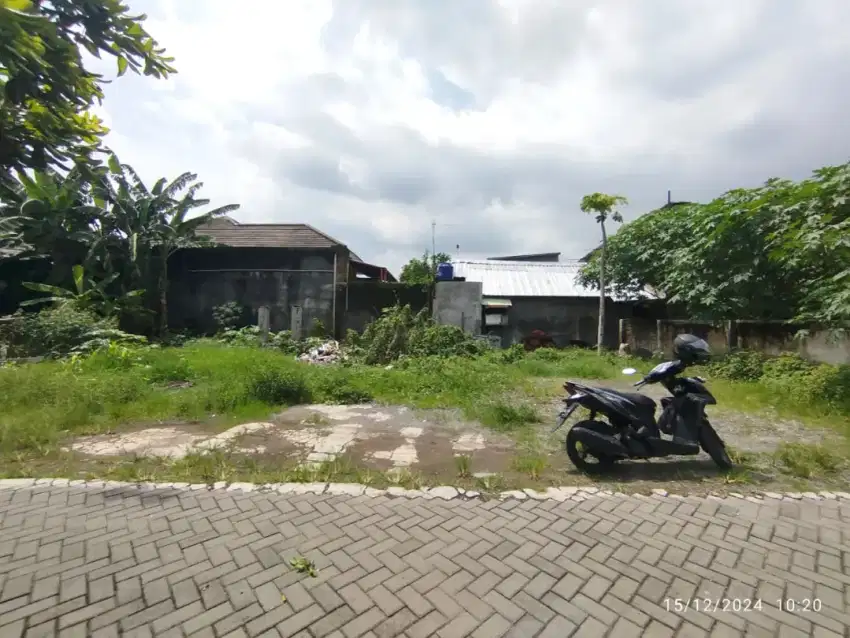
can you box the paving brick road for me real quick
[1,482,849,638]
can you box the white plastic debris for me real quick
[297,340,345,364]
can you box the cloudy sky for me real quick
[94,0,850,274]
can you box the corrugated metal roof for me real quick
[451,259,599,298]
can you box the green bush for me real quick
[247,365,311,405]
[0,306,118,357]
[218,326,263,347]
[270,330,298,354]
[408,323,488,358]
[706,350,767,381]
[212,302,245,332]
[310,318,327,338]
[492,343,525,364]
[761,352,816,380]
[760,355,850,411]
[354,304,487,364]
[703,349,850,415]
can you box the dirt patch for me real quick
[65,404,515,473]
[50,391,850,495]
[271,404,514,472]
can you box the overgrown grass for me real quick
[773,443,843,479]
[2,340,850,475]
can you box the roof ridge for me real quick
[453,259,581,267]
[299,223,347,248]
[213,221,348,248]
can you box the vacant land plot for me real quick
[1,342,848,494]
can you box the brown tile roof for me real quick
[196,217,360,258]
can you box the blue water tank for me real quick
[436,262,454,281]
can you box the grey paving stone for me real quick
[0,484,845,637]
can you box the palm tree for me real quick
[580,193,628,355]
[99,155,239,335]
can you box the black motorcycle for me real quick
[553,334,733,473]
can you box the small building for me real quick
[168,216,393,336]
[448,258,621,348]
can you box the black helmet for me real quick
[672,333,711,365]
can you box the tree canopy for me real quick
[577,162,850,325]
[399,251,452,285]
[0,0,175,175]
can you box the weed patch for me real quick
[512,453,548,480]
[455,454,472,478]
[773,443,844,479]
[477,401,542,432]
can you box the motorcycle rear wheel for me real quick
[566,425,617,474]
[699,420,733,470]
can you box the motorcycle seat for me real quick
[604,389,657,409]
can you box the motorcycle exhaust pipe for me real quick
[571,426,629,458]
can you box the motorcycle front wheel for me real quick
[699,420,733,470]
[566,426,616,474]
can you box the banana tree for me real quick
[21,264,144,316]
[100,154,239,334]
[0,168,109,282]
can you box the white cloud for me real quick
[97,0,850,274]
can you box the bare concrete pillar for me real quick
[656,320,663,355]
[258,306,270,344]
[290,305,303,340]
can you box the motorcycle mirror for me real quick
[621,368,638,375]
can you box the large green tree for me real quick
[580,192,627,354]
[0,0,175,175]
[400,251,452,285]
[577,163,850,325]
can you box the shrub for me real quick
[706,350,767,381]
[218,326,262,347]
[493,343,526,364]
[0,306,117,357]
[270,330,298,354]
[212,302,246,332]
[355,304,487,364]
[310,319,327,338]
[760,355,850,411]
[761,352,816,380]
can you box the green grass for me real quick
[773,443,843,479]
[2,342,850,478]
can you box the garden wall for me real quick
[620,318,850,365]
[342,281,432,334]
[168,247,340,336]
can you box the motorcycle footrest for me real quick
[647,438,699,456]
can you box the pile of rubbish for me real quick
[297,339,345,364]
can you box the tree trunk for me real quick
[597,220,607,355]
[159,254,169,336]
